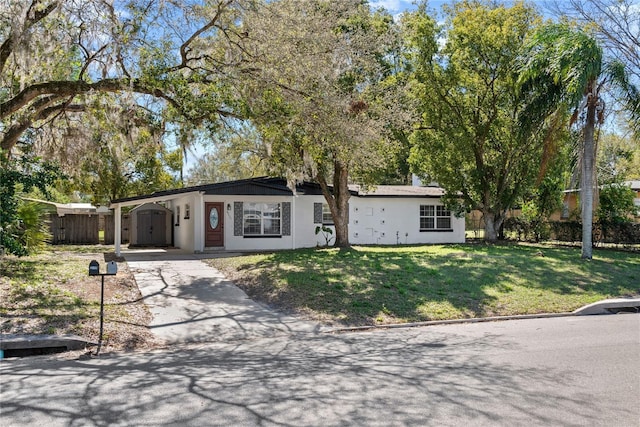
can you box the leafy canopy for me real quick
[405,0,544,239]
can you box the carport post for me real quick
[115,204,122,256]
[194,192,205,252]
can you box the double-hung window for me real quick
[243,202,281,236]
[420,205,452,231]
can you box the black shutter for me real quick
[282,202,291,236]
[234,202,243,236]
[314,202,323,224]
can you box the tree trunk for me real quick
[333,213,349,247]
[316,160,351,248]
[483,211,504,242]
[581,91,597,260]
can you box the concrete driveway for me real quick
[124,250,326,344]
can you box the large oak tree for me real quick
[0,0,248,158]
[234,0,403,247]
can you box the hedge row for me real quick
[503,218,640,244]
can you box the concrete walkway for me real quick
[124,250,327,344]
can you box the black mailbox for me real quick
[89,260,100,276]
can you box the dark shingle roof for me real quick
[110,177,294,204]
[348,184,445,197]
[110,177,446,206]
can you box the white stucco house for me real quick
[109,177,465,255]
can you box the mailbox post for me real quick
[89,260,117,355]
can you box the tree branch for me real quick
[1,76,244,153]
[1,102,84,152]
[176,0,235,70]
[0,0,59,74]
[1,78,177,119]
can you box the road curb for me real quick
[327,312,573,334]
[572,298,640,315]
[327,297,640,334]
[2,299,638,355]
[0,334,96,358]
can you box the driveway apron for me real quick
[124,252,325,344]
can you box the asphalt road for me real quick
[0,314,638,426]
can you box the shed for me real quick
[129,203,173,247]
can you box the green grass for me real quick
[207,243,640,326]
[1,250,97,326]
[0,245,153,350]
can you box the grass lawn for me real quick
[207,243,640,326]
[0,245,158,351]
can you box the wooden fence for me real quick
[49,214,99,244]
[104,214,130,244]
[48,213,130,245]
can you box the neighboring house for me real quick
[550,190,580,221]
[550,180,640,222]
[22,198,97,216]
[629,180,640,213]
[109,177,465,255]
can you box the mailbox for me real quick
[89,260,100,276]
[106,261,118,275]
[88,259,117,355]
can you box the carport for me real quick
[110,190,201,256]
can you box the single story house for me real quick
[109,177,465,255]
[550,180,640,221]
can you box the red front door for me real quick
[205,202,224,247]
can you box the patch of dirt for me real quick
[0,248,164,356]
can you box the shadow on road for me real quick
[1,326,632,426]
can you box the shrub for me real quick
[598,184,638,222]
[503,217,550,242]
[16,201,52,254]
[0,152,60,256]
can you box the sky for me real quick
[370,0,455,14]
[369,0,564,17]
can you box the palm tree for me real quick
[518,24,606,259]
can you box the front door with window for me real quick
[205,202,224,247]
